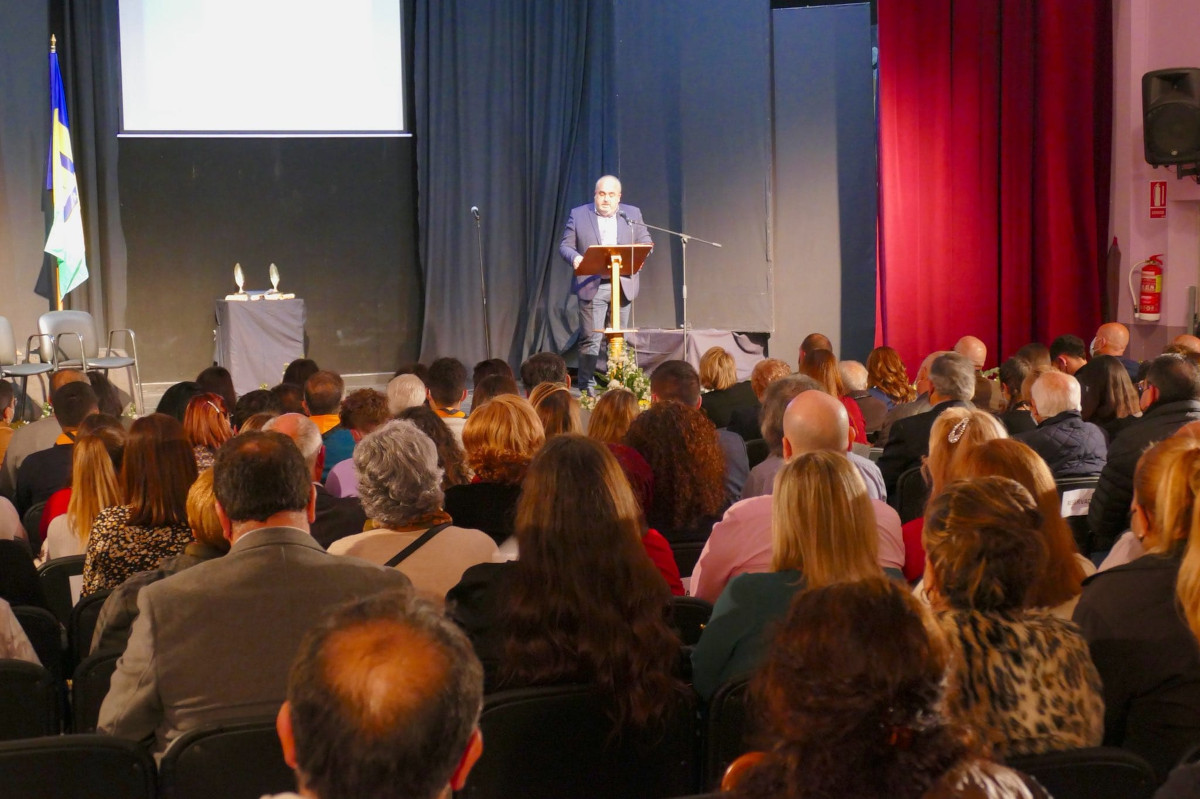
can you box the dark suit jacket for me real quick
[311,483,368,549]
[559,203,652,301]
[878,400,971,496]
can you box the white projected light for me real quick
[119,0,405,134]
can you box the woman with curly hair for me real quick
[699,347,757,429]
[324,388,391,498]
[447,435,686,733]
[729,578,1047,799]
[624,401,725,544]
[528,382,581,438]
[866,345,916,410]
[443,394,544,545]
[798,349,868,444]
[183,393,233,471]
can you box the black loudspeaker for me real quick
[1143,68,1200,165]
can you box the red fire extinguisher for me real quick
[1129,255,1164,321]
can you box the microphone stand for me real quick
[472,208,492,359]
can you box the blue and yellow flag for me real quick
[43,47,88,298]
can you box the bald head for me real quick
[782,390,850,458]
[1095,322,1130,356]
[954,336,987,370]
[50,368,87,393]
[264,412,323,479]
[799,333,833,365]
[1174,334,1200,355]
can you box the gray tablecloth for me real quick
[214,299,306,394]
[617,328,764,379]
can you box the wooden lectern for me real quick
[575,244,652,359]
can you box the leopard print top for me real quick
[937,607,1104,757]
[81,505,192,597]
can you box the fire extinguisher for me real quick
[1129,255,1164,321]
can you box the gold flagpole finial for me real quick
[50,35,56,53]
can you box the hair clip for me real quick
[947,418,969,444]
[206,401,224,416]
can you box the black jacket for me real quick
[1087,399,1200,551]
[878,400,970,496]
[1014,410,1107,479]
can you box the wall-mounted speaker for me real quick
[1143,68,1200,166]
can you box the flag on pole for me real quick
[43,42,89,299]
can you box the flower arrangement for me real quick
[579,338,652,410]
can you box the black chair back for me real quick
[20,502,46,545]
[0,734,155,799]
[1055,476,1101,555]
[894,466,929,524]
[1006,746,1157,799]
[0,660,59,740]
[670,542,706,579]
[158,719,294,799]
[704,676,754,789]
[12,605,65,684]
[68,588,112,669]
[744,439,769,469]
[670,596,713,647]
[71,650,121,734]
[36,555,85,625]
[461,684,699,799]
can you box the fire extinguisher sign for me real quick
[1151,180,1167,219]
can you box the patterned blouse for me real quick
[193,445,216,472]
[81,505,193,596]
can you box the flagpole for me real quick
[49,35,62,310]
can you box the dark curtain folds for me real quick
[414,0,615,367]
[877,0,1112,372]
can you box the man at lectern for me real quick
[560,175,653,394]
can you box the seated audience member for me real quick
[469,374,519,411]
[87,372,125,418]
[448,435,685,725]
[1049,334,1088,375]
[305,371,355,481]
[796,332,832,367]
[98,431,410,757]
[519,352,569,395]
[698,346,757,429]
[472,357,513,391]
[1085,321,1140,382]
[15,381,99,523]
[586,387,641,445]
[0,497,22,544]
[1,368,88,499]
[730,578,1048,799]
[267,591,484,799]
[324,389,390,499]
[82,414,197,595]
[925,477,1103,756]
[1172,334,1200,355]
[231,389,283,432]
[624,400,725,545]
[798,349,868,444]
[1014,370,1107,479]
[692,390,902,603]
[0,380,14,466]
[281,358,319,388]
[997,356,1037,435]
[153,380,202,422]
[1089,354,1200,552]
[386,373,428,417]
[443,394,544,545]
[194,366,237,417]
[396,406,471,490]
[1075,436,1200,781]
[239,412,278,432]
[271,382,307,415]
[692,451,881,699]
[1076,354,1142,442]
[865,345,915,412]
[90,469,229,655]
[329,420,497,599]
[954,335,1003,412]
[183,393,232,471]
[1015,341,1052,369]
[839,359,888,440]
[904,408,1008,585]
[0,598,38,664]
[878,352,975,495]
[529,382,580,438]
[876,350,946,447]
[727,357,791,442]
[649,360,749,503]
[41,416,125,561]
[957,440,1092,617]
[393,361,431,383]
[740,375,885,501]
[426,358,470,443]
[264,413,367,549]
[0,538,47,608]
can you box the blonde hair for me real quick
[770,451,880,587]
[699,347,737,391]
[924,408,1007,499]
[587,388,640,445]
[1170,442,1200,639]
[750,359,792,400]
[528,382,580,438]
[185,469,229,552]
[461,394,545,484]
[66,430,125,545]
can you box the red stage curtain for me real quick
[877,0,1112,372]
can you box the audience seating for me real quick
[0,660,60,741]
[36,554,85,625]
[1005,746,1157,799]
[670,542,706,579]
[37,310,144,414]
[704,676,754,789]
[0,734,156,799]
[670,596,713,647]
[1055,476,1100,555]
[12,605,65,685]
[68,587,112,670]
[71,650,121,734]
[893,466,929,524]
[21,501,47,543]
[157,719,294,799]
[462,684,700,799]
[867,446,883,462]
[744,438,769,469]
[0,316,53,420]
